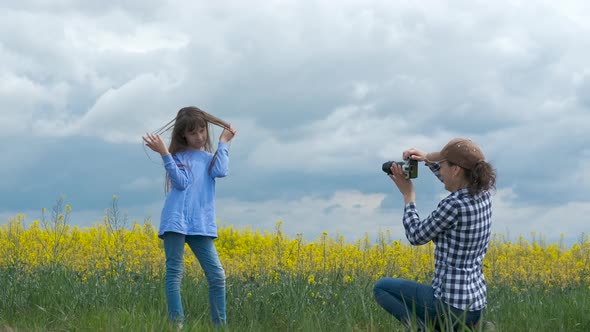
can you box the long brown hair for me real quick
[153,106,231,192]
[449,160,497,196]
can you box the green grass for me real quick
[0,266,588,331]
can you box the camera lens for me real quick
[382,161,394,175]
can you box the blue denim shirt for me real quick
[158,142,229,238]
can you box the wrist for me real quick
[403,194,415,204]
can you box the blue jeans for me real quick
[163,232,226,325]
[373,278,481,331]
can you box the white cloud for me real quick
[212,186,589,245]
[0,70,70,136]
[63,15,189,54]
[217,189,590,245]
[491,188,590,244]
[122,176,163,191]
[352,81,373,101]
[216,190,398,242]
[244,103,468,174]
[3,0,588,144]
[31,73,181,142]
[2,186,586,246]
[0,199,162,230]
[2,0,590,245]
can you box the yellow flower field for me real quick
[1,213,588,289]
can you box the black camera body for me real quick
[382,159,418,179]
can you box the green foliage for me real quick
[0,266,588,331]
[1,198,588,331]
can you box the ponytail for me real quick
[464,161,496,195]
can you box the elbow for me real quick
[180,179,191,190]
[409,239,428,246]
[406,234,428,246]
[408,238,420,246]
[172,180,190,191]
[213,168,229,178]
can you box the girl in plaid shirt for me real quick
[374,138,496,331]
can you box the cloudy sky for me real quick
[2,0,589,246]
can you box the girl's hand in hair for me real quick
[220,125,237,143]
[403,148,427,162]
[143,133,170,156]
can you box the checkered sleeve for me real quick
[427,162,443,183]
[403,197,459,245]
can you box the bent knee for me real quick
[373,278,388,297]
[374,277,394,289]
[206,267,226,284]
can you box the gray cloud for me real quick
[216,187,588,245]
[1,1,589,243]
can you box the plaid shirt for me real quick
[403,162,492,311]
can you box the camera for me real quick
[382,159,418,179]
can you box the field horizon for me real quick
[1,200,588,331]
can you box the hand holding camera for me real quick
[382,150,423,204]
[382,159,418,179]
[401,148,428,162]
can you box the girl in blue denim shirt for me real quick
[143,106,236,327]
